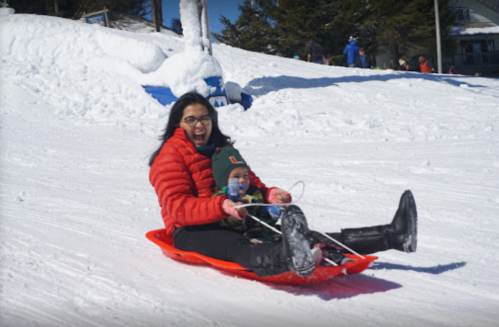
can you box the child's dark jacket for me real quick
[215,185,281,243]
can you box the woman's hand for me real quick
[268,188,291,204]
[223,199,248,220]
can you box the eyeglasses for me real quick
[181,115,212,127]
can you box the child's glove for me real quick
[222,199,247,220]
[262,205,283,222]
[227,178,243,202]
[267,188,292,204]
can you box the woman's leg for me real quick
[172,206,317,278]
[173,224,250,262]
[172,224,290,277]
[309,190,418,255]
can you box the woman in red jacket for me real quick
[149,92,418,278]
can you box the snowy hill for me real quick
[1,13,499,327]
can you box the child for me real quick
[212,146,351,266]
[212,146,282,243]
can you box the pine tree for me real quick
[256,0,374,63]
[171,18,183,35]
[13,0,149,21]
[12,0,80,17]
[218,0,456,66]
[213,0,277,54]
[477,0,499,11]
[361,0,456,68]
[73,0,148,21]
[258,0,334,58]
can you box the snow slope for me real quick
[1,14,499,327]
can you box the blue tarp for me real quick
[141,85,177,106]
[142,76,253,110]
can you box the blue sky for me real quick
[160,0,246,36]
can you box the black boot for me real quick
[389,189,418,252]
[341,190,418,254]
[281,205,315,277]
[308,228,389,255]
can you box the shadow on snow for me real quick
[265,273,402,301]
[243,73,491,97]
[371,261,467,274]
[242,262,466,300]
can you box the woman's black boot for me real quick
[340,190,418,254]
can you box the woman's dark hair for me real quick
[148,92,232,166]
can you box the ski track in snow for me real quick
[1,14,499,327]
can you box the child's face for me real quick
[227,166,250,196]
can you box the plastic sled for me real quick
[146,228,377,286]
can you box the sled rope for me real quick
[313,231,365,260]
[233,181,305,210]
[238,180,365,261]
[246,213,339,267]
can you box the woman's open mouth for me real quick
[193,133,205,145]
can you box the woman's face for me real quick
[179,103,213,147]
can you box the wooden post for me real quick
[150,0,157,31]
[157,0,163,29]
[103,6,109,27]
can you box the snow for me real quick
[0,7,14,16]
[2,12,499,327]
[451,25,499,35]
[140,0,223,97]
[225,81,243,101]
[179,0,210,52]
[140,50,223,97]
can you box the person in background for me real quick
[307,38,325,64]
[343,36,360,67]
[449,66,457,74]
[419,56,435,73]
[355,47,375,69]
[325,54,333,65]
[398,59,410,71]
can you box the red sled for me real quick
[146,229,377,286]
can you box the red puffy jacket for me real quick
[149,128,270,237]
[420,61,433,73]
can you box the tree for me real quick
[477,0,499,11]
[13,0,149,21]
[213,0,277,54]
[72,0,149,21]
[171,18,183,35]
[256,0,374,63]
[361,0,456,68]
[259,0,326,57]
[217,0,457,67]
[12,0,80,17]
